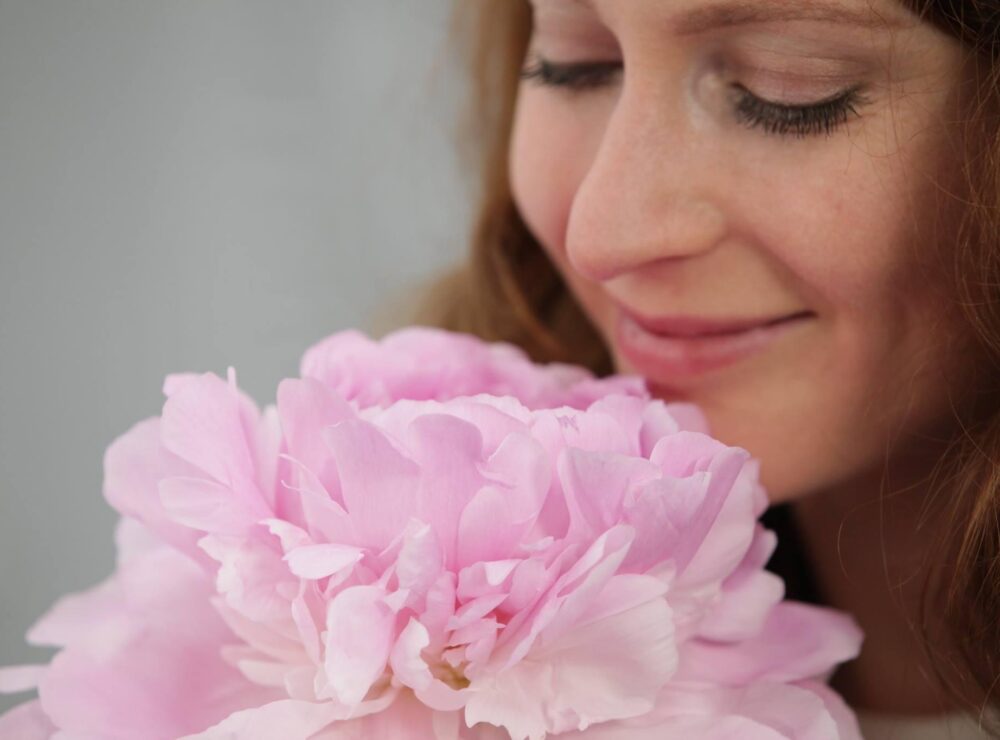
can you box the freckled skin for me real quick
[509,0,983,503]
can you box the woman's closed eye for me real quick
[518,55,873,139]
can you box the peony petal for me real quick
[477,431,551,522]
[0,665,47,694]
[466,594,676,738]
[674,459,762,595]
[33,548,275,740]
[559,448,659,543]
[284,543,364,580]
[648,436,752,577]
[554,680,859,739]
[456,559,520,602]
[198,534,297,625]
[490,525,635,672]
[262,519,313,552]
[638,400,686,457]
[311,688,486,740]
[456,487,524,569]
[102,418,208,565]
[558,714,786,739]
[795,679,864,740]
[462,660,550,740]
[276,378,354,497]
[0,699,57,739]
[182,690,397,740]
[26,576,130,653]
[159,477,268,533]
[160,373,259,491]
[419,572,458,651]
[676,601,864,686]
[619,474,709,573]
[406,413,491,566]
[448,595,508,632]
[696,526,784,641]
[323,586,396,705]
[388,618,433,691]
[395,520,445,601]
[323,419,420,551]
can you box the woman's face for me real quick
[509,0,981,502]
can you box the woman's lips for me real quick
[614,308,814,381]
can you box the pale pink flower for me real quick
[297,327,651,412]
[0,328,863,739]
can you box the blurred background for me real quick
[0,0,471,713]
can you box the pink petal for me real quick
[676,601,864,686]
[34,550,274,740]
[311,688,486,740]
[462,660,550,740]
[558,448,659,543]
[648,436,752,576]
[491,525,635,670]
[284,544,364,580]
[0,665,47,694]
[456,559,520,602]
[456,488,525,569]
[323,419,419,550]
[638,400,686,457]
[26,576,130,652]
[479,431,551,523]
[159,477,268,533]
[448,595,508,632]
[395,520,445,601]
[323,586,396,705]
[795,679,864,740]
[618,475,710,573]
[559,715,786,739]
[388,618,434,691]
[198,534,297,624]
[696,526,784,641]
[0,699,57,739]
[262,519,313,552]
[182,690,397,740]
[160,373,259,490]
[405,413,491,565]
[102,418,208,566]
[276,378,354,497]
[467,593,675,737]
[388,619,470,712]
[418,573,458,650]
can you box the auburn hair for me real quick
[397,1,1000,732]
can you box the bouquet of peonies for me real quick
[0,327,864,739]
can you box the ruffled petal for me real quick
[0,699,57,739]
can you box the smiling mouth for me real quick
[613,309,816,381]
[619,308,815,338]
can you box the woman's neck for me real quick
[789,452,965,716]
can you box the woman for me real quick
[413,0,1000,737]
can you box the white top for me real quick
[856,709,994,739]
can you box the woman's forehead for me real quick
[529,0,921,36]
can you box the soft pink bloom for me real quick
[0,327,864,739]
[297,328,651,412]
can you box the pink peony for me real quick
[0,327,864,739]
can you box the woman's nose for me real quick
[563,78,728,283]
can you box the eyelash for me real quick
[518,57,872,139]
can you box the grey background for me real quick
[0,1,471,714]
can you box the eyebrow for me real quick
[563,0,916,35]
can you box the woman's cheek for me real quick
[510,93,625,337]
[511,93,605,250]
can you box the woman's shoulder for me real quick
[855,708,995,740]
